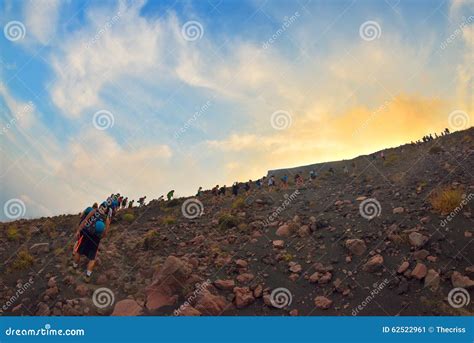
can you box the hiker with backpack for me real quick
[73,201,112,279]
[167,190,175,201]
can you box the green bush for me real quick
[7,225,20,241]
[162,215,176,225]
[12,250,34,270]
[122,213,135,223]
[218,214,240,229]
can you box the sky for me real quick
[0,0,472,221]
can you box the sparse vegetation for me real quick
[162,215,176,225]
[218,213,240,229]
[7,225,20,241]
[430,187,464,214]
[143,230,160,250]
[232,197,246,209]
[11,250,34,270]
[383,154,399,166]
[122,213,135,223]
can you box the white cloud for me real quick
[23,0,61,45]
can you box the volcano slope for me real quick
[1,128,473,316]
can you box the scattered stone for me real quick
[345,239,367,256]
[273,240,285,249]
[176,306,201,316]
[362,254,384,273]
[408,232,428,247]
[424,269,440,291]
[276,225,291,237]
[397,261,409,274]
[236,273,254,283]
[413,250,430,260]
[411,263,427,280]
[289,309,299,316]
[214,279,235,291]
[235,259,248,268]
[451,271,474,289]
[393,207,404,214]
[233,287,255,308]
[314,296,332,310]
[112,299,144,316]
[75,284,89,297]
[289,263,302,273]
[194,290,230,315]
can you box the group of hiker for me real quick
[411,128,450,145]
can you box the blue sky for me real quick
[0,0,472,221]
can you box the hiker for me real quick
[268,175,276,190]
[328,167,335,175]
[380,151,385,160]
[167,190,175,201]
[309,170,316,180]
[128,200,135,208]
[244,181,250,193]
[281,175,288,189]
[138,196,146,207]
[196,186,203,197]
[219,185,227,196]
[212,185,219,197]
[343,165,349,174]
[73,202,112,279]
[121,197,128,209]
[295,173,303,187]
[79,203,98,223]
[232,182,239,196]
[444,127,450,134]
[256,178,262,190]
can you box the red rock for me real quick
[426,256,437,263]
[234,287,255,308]
[413,249,429,260]
[75,284,89,297]
[273,240,285,249]
[235,259,248,268]
[145,256,193,311]
[411,263,427,280]
[451,271,474,289]
[47,277,57,288]
[111,299,144,316]
[253,284,263,298]
[408,232,428,247]
[276,224,291,237]
[214,279,235,290]
[397,261,409,274]
[424,269,440,291]
[314,296,332,309]
[289,263,302,273]
[393,207,404,214]
[345,239,367,256]
[289,273,299,281]
[236,273,254,283]
[35,302,50,316]
[45,286,59,297]
[298,225,310,237]
[194,290,230,315]
[289,309,299,316]
[465,231,472,238]
[362,254,384,272]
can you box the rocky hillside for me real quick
[1,127,473,316]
